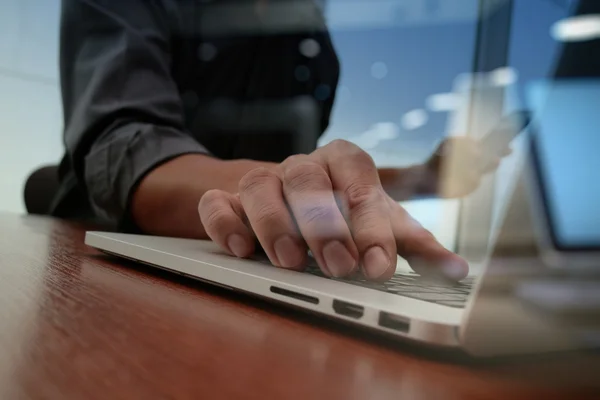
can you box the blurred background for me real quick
[0,0,579,239]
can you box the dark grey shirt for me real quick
[52,0,339,230]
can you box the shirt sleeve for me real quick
[60,0,209,226]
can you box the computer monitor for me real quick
[528,80,600,257]
[499,0,600,268]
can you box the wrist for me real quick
[130,154,208,238]
[130,154,275,238]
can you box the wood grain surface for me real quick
[0,213,598,400]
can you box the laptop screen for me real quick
[527,80,600,251]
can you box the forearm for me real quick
[130,155,435,239]
[131,154,275,239]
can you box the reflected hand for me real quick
[423,137,511,198]
[199,140,468,281]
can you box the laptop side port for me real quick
[332,300,364,319]
[378,312,410,333]
[270,286,319,304]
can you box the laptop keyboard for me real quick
[252,254,474,308]
[304,264,475,309]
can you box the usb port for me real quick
[378,312,410,333]
[332,300,364,319]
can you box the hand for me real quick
[423,137,511,198]
[198,140,468,281]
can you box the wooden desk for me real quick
[1,213,598,399]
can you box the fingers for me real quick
[238,168,307,270]
[280,157,358,277]
[388,198,469,280]
[198,190,254,258]
[317,140,397,280]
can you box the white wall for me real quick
[0,0,63,214]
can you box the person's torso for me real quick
[167,0,340,162]
[53,0,340,220]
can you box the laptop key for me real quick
[389,285,439,291]
[302,263,473,307]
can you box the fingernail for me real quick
[274,235,305,269]
[443,261,469,281]
[322,241,356,277]
[363,246,391,279]
[227,234,249,258]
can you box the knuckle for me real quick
[198,189,225,214]
[202,205,233,231]
[204,209,228,229]
[239,167,276,195]
[328,139,375,167]
[281,154,308,168]
[329,138,360,154]
[301,204,334,225]
[345,183,381,211]
[352,205,385,232]
[283,162,330,193]
[348,149,376,171]
[253,202,283,225]
[350,205,392,247]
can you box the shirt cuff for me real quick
[84,124,209,229]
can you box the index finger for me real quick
[389,201,469,280]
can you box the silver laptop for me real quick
[85,2,598,356]
[84,121,593,358]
